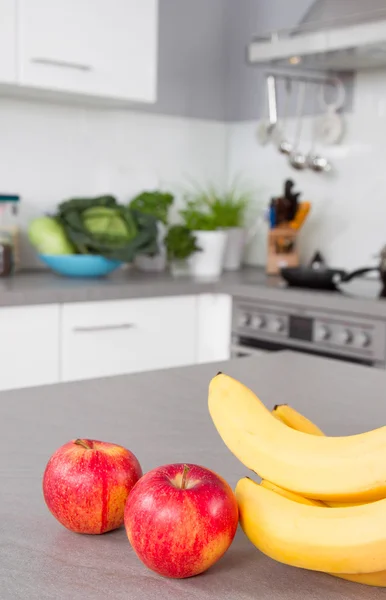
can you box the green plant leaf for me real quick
[164,225,200,261]
[180,180,252,229]
[129,191,174,225]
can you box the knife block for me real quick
[266,226,299,275]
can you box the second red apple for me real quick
[124,463,238,578]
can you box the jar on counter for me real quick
[0,233,14,277]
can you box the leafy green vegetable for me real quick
[129,191,174,225]
[83,206,137,240]
[28,217,75,255]
[57,196,158,261]
[164,225,200,261]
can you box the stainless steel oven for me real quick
[232,297,386,368]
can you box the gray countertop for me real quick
[1,351,385,599]
[2,267,386,320]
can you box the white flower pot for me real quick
[189,230,227,279]
[223,227,246,271]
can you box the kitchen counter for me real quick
[1,351,385,599]
[2,267,386,319]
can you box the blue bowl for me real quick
[39,254,122,278]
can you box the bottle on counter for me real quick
[0,232,14,277]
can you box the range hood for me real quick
[248,1,386,72]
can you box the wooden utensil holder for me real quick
[267,226,299,275]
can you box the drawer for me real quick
[61,296,197,382]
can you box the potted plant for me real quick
[129,191,174,272]
[180,197,227,279]
[206,183,251,271]
[164,225,200,276]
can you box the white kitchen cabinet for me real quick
[18,0,158,103]
[0,0,17,83]
[61,296,196,382]
[0,304,60,391]
[196,294,232,363]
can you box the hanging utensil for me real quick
[316,77,345,145]
[256,75,278,146]
[289,82,307,170]
[275,78,293,155]
[307,85,332,173]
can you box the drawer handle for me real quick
[31,58,93,72]
[73,323,136,333]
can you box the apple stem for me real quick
[181,464,190,490]
[74,439,93,450]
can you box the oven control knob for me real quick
[315,324,330,342]
[251,315,266,329]
[337,329,353,345]
[271,317,285,333]
[355,331,371,348]
[239,313,251,328]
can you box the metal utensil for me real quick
[316,78,345,145]
[308,155,332,173]
[276,79,293,155]
[256,75,278,146]
[289,82,307,170]
[307,86,332,173]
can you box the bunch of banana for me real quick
[208,373,386,587]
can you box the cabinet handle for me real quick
[73,323,136,333]
[31,58,93,72]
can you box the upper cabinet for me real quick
[0,0,17,82]
[17,0,158,103]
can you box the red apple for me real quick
[124,463,238,578]
[43,439,142,534]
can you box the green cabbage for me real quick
[57,196,158,261]
[28,217,75,255]
[82,206,137,241]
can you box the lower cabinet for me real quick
[0,293,233,391]
[61,296,197,382]
[0,304,60,391]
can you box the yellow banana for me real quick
[209,373,386,501]
[271,404,379,508]
[273,404,324,435]
[333,572,386,587]
[236,477,386,575]
[269,405,386,585]
[260,479,325,506]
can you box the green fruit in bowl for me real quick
[28,217,75,255]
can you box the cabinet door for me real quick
[18,0,158,102]
[0,0,16,82]
[0,304,60,391]
[61,296,196,382]
[196,294,232,364]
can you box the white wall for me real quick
[227,70,386,271]
[0,98,227,267]
[2,72,386,272]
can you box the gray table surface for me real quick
[1,351,386,599]
[2,267,386,319]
